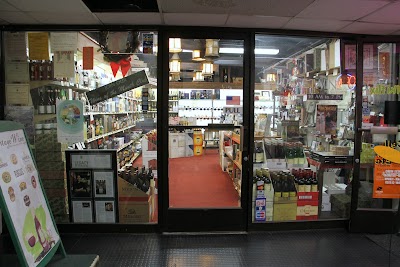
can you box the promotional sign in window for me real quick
[373,156,400,199]
[56,100,84,144]
[0,126,61,266]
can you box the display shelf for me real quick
[30,80,91,93]
[119,151,142,171]
[169,81,271,90]
[224,148,242,170]
[85,124,136,143]
[169,100,179,102]
[116,140,135,152]
[224,133,240,144]
[34,113,56,123]
[85,111,137,116]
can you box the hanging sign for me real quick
[373,156,400,199]
[86,70,149,105]
[82,47,94,70]
[0,121,64,267]
[56,100,84,144]
[307,94,343,100]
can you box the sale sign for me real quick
[373,156,400,199]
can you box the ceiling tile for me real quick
[226,15,291,28]
[161,0,228,14]
[361,2,400,24]
[95,12,162,25]
[28,11,101,24]
[164,13,228,26]
[296,0,390,20]
[0,11,39,24]
[6,0,90,12]
[229,0,315,16]
[0,0,19,11]
[0,17,9,24]
[283,18,353,32]
[339,21,400,35]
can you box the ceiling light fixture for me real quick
[169,53,181,74]
[169,38,182,53]
[192,50,205,61]
[202,62,214,76]
[205,39,219,58]
[219,47,280,55]
[193,71,204,81]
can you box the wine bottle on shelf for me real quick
[45,87,53,114]
[38,88,46,114]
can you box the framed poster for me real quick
[72,200,93,223]
[69,170,92,198]
[93,171,115,198]
[316,105,338,135]
[95,200,116,223]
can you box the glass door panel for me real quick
[168,38,244,209]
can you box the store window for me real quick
[168,38,244,208]
[3,31,158,224]
[358,43,400,211]
[253,35,354,222]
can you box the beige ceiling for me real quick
[1,0,400,35]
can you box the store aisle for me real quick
[169,149,239,208]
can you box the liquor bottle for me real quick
[289,175,297,198]
[45,87,53,114]
[32,209,50,253]
[311,172,318,192]
[254,141,264,163]
[38,88,46,114]
[282,176,289,198]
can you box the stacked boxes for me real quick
[168,132,186,158]
[142,131,157,172]
[35,132,69,223]
[297,192,319,220]
[185,129,194,157]
[117,177,155,223]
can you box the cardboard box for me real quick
[118,177,154,223]
[169,147,186,159]
[185,145,194,157]
[321,192,331,211]
[266,159,287,170]
[142,156,157,170]
[297,192,319,221]
[273,201,297,221]
[142,138,157,157]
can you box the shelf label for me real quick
[86,70,149,105]
[70,154,112,169]
[307,94,343,100]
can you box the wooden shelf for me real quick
[85,111,137,116]
[169,82,270,90]
[225,148,242,170]
[119,151,142,171]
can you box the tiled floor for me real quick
[1,229,400,266]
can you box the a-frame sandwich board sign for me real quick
[0,121,66,267]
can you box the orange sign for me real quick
[83,47,94,70]
[373,156,400,199]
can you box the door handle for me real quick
[243,156,248,162]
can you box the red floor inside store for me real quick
[132,149,239,222]
[169,149,239,208]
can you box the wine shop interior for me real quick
[2,28,400,233]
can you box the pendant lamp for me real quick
[202,62,213,76]
[169,38,182,53]
[192,50,205,61]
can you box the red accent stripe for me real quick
[119,196,149,202]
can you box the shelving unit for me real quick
[85,124,136,143]
[85,111,138,116]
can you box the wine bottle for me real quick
[32,209,50,253]
[45,87,53,114]
[38,88,46,114]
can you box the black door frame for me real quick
[157,28,252,232]
[349,36,400,234]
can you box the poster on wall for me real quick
[50,32,78,52]
[28,32,50,61]
[93,171,115,198]
[0,126,60,266]
[5,32,27,61]
[142,33,154,54]
[53,51,75,78]
[56,100,84,144]
[95,200,116,223]
[373,156,400,199]
[72,200,93,223]
[316,105,337,135]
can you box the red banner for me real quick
[82,47,93,70]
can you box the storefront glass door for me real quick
[162,33,250,231]
[350,42,400,233]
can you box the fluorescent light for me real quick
[219,47,279,55]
